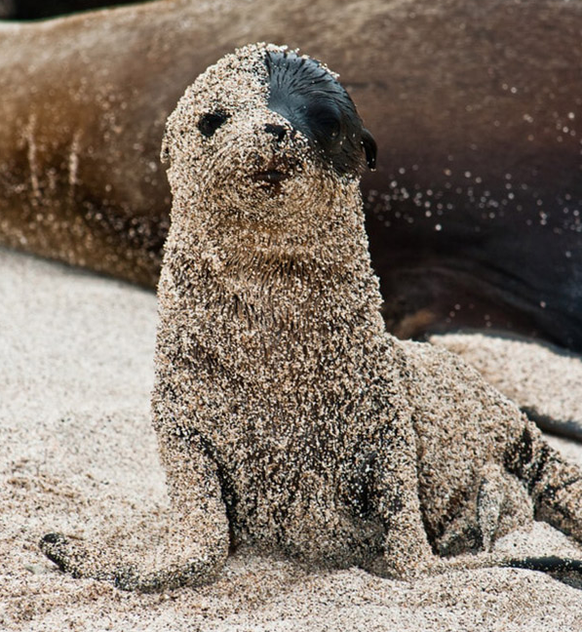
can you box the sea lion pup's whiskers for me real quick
[40,43,582,592]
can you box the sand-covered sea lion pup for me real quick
[40,44,582,591]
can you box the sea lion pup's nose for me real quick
[264,123,287,142]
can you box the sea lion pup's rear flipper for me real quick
[40,431,230,592]
[365,430,582,583]
[504,423,582,543]
[438,419,582,583]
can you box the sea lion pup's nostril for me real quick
[264,123,287,142]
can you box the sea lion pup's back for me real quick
[40,43,582,591]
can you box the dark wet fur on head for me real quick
[265,50,376,176]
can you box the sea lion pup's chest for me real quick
[154,250,407,565]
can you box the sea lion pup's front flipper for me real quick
[40,430,229,592]
[358,421,442,580]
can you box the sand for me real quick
[2,245,582,632]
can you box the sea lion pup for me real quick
[40,43,582,592]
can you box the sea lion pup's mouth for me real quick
[250,158,296,186]
[251,169,290,184]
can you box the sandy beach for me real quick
[2,246,582,632]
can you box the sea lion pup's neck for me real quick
[161,180,385,335]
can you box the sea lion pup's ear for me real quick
[361,128,377,170]
[160,132,171,164]
[160,110,179,165]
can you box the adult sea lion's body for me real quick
[0,0,581,349]
[40,44,582,592]
[0,0,145,20]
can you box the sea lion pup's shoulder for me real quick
[41,43,582,591]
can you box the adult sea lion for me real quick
[41,44,582,591]
[0,0,581,350]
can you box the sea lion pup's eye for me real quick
[308,103,342,142]
[197,111,229,137]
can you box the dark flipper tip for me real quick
[504,556,582,589]
[504,556,582,573]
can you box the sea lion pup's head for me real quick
[161,43,376,260]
